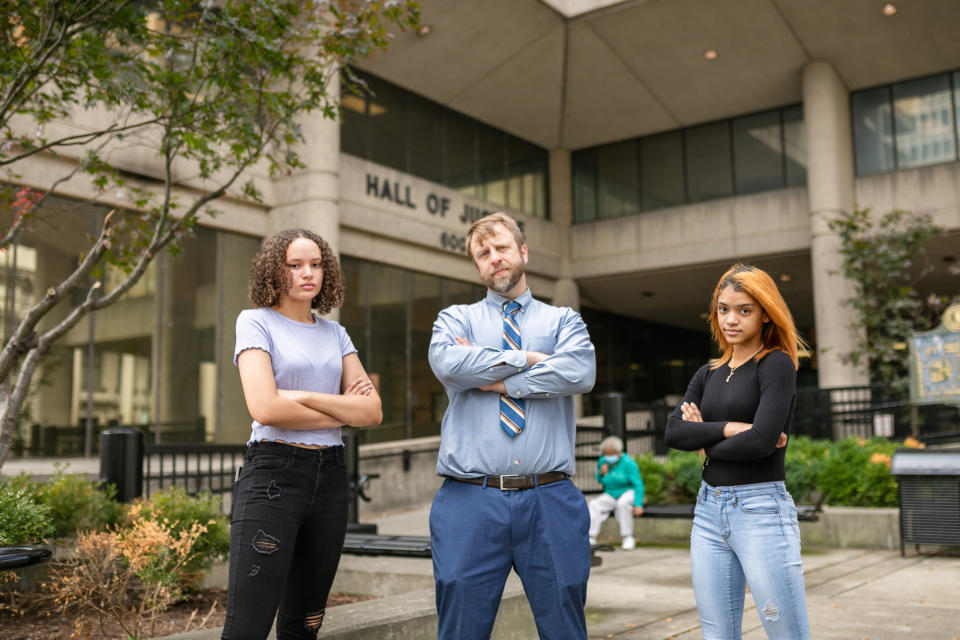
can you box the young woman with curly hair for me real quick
[665,264,810,640]
[222,228,381,640]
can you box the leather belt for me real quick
[448,471,567,491]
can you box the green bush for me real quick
[0,484,54,545]
[814,437,898,507]
[131,487,230,575]
[4,466,124,538]
[635,454,667,504]
[784,436,831,504]
[635,436,901,508]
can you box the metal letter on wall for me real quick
[909,303,960,406]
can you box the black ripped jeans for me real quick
[221,441,348,640]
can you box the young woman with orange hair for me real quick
[665,264,810,639]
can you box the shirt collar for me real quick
[485,288,532,312]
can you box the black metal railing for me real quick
[142,442,247,500]
[21,417,207,458]
[574,385,960,495]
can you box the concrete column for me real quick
[548,149,580,311]
[802,61,868,388]
[268,74,342,320]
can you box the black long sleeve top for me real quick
[664,349,797,486]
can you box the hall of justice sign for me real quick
[362,173,523,255]
[909,303,960,405]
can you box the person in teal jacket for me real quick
[587,435,645,550]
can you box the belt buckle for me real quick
[498,474,520,491]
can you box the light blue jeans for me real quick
[690,481,810,639]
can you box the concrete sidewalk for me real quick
[370,504,960,640]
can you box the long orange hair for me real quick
[707,264,806,371]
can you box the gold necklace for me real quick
[725,346,763,383]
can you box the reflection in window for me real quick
[341,69,549,219]
[572,149,597,223]
[571,105,804,223]
[853,87,894,175]
[733,110,783,193]
[597,140,639,219]
[783,105,807,187]
[893,75,956,170]
[853,71,960,176]
[3,200,261,454]
[685,121,733,203]
[340,256,484,443]
[640,131,684,211]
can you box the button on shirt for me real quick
[429,289,596,478]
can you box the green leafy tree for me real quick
[828,208,956,392]
[0,0,420,469]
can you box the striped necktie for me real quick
[500,300,525,437]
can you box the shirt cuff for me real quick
[502,370,531,397]
[502,350,527,369]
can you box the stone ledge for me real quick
[157,581,537,640]
[599,505,902,550]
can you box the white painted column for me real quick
[548,149,580,311]
[268,73,342,319]
[802,61,868,388]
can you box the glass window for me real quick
[365,75,406,171]
[368,263,407,440]
[572,149,597,223]
[507,135,547,219]
[639,131,684,211]
[476,123,506,207]
[339,82,368,159]
[444,112,476,197]
[783,105,807,187]
[685,121,733,202]
[2,196,262,451]
[340,69,549,218]
[852,86,894,175]
[955,72,960,156]
[406,93,444,183]
[893,74,956,169]
[410,274,443,438]
[596,140,639,219]
[733,110,784,193]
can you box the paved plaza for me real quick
[369,504,960,640]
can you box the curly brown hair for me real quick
[248,228,344,315]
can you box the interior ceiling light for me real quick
[703,49,718,60]
[417,24,433,37]
[882,3,898,16]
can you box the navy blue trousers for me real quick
[429,477,591,640]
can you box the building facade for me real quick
[4,0,959,446]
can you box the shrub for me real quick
[639,436,901,508]
[3,467,124,538]
[664,450,704,503]
[635,454,667,504]
[0,485,54,545]
[130,487,230,576]
[50,513,207,640]
[784,436,831,504]
[814,437,899,507]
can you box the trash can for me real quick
[890,449,960,555]
[100,428,144,502]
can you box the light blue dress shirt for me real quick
[429,288,596,478]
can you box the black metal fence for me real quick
[142,442,246,500]
[17,417,207,458]
[573,385,960,495]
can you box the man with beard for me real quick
[427,212,597,640]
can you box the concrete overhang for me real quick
[356,0,960,149]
